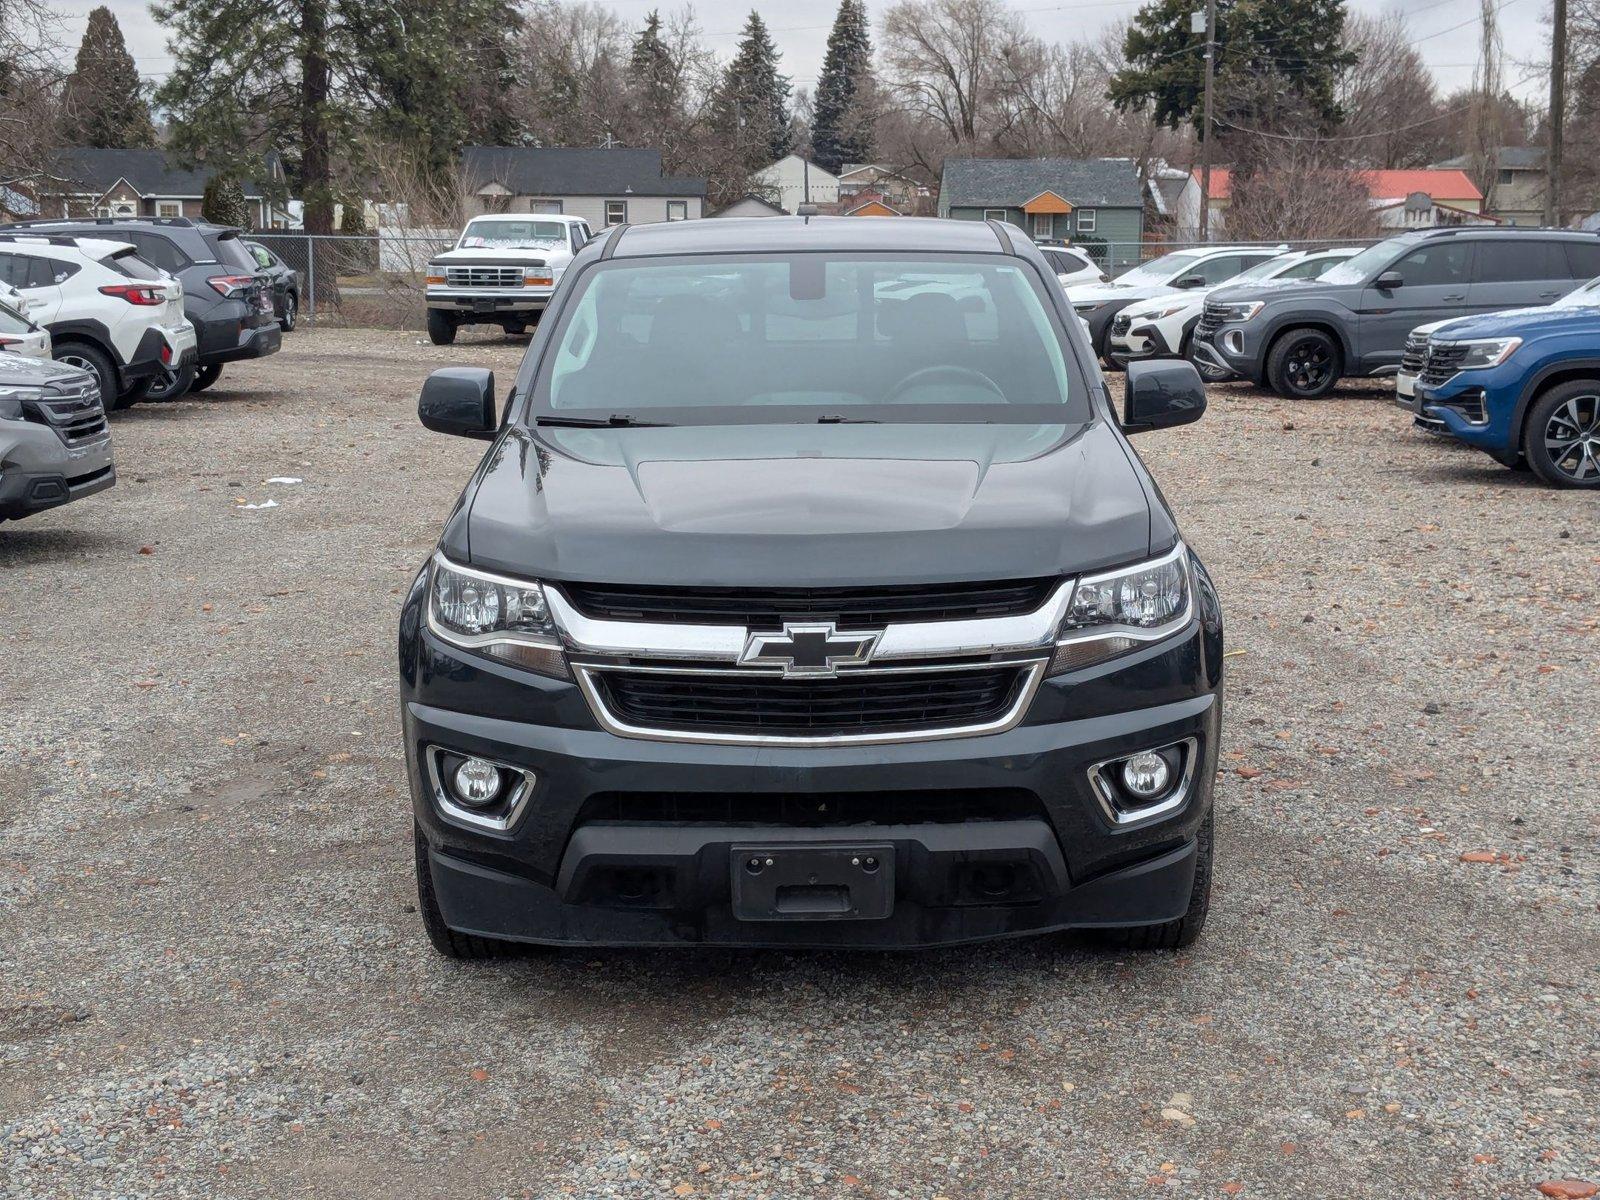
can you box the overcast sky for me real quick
[59,0,1554,117]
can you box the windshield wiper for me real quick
[537,413,674,428]
[815,414,881,424]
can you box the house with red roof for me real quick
[1176,167,1493,235]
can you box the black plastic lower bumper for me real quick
[0,464,115,519]
[427,826,1198,948]
[197,318,281,365]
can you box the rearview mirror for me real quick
[1122,359,1207,434]
[419,367,497,439]
[1175,275,1207,289]
[1375,270,1404,290]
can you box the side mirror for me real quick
[1175,275,1207,289]
[419,367,497,439]
[1122,359,1207,434]
[1375,270,1404,290]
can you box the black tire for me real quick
[414,823,514,960]
[1092,810,1213,950]
[280,291,297,333]
[190,363,223,393]
[1265,328,1342,399]
[146,360,197,402]
[427,309,458,346]
[1522,381,1600,488]
[53,341,122,410]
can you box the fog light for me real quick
[1121,751,1172,799]
[452,757,502,806]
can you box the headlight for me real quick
[1210,300,1264,322]
[1048,545,1193,675]
[425,263,446,286]
[427,555,568,679]
[1074,301,1107,314]
[0,384,43,420]
[1151,303,1190,319]
[1440,337,1522,369]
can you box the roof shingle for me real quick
[461,147,706,198]
[940,157,1143,208]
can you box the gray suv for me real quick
[0,351,115,522]
[1192,228,1600,398]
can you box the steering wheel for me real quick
[879,364,1005,405]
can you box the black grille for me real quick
[1431,388,1486,423]
[1196,304,1225,340]
[559,578,1057,627]
[594,665,1029,736]
[1111,312,1133,336]
[1418,342,1471,387]
[1400,334,1428,375]
[578,788,1045,826]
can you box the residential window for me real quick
[156,201,181,219]
[1076,208,1097,232]
[606,200,628,226]
[1497,169,1515,185]
[1031,213,1052,239]
[667,200,688,222]
[982,208,1008,223]
[530,199,563,214]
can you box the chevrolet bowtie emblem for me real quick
[739,622,882,678]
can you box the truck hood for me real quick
[430,245,571,266]
[460,421,1154,587]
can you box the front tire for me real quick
[1265,328,1342,399]
[1092,810,1213,950]
[54,342,122,410]
[414,823,514,959]
[427,309,458,346]
[1523,381,1600,488]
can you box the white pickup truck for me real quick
[425,214,593,344]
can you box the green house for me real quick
[938,157,1145,270]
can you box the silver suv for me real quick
[0,351,115,522]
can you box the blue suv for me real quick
[1414,275,1600,488]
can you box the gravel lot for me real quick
[2,328,1596,1199]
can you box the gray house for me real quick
[938,157,1145,269]
[461,147,706,227]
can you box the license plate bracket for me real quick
[730,843,894,921]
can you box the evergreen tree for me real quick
[630,11,678,115]
[155,0,521,232]
[61,7,156,148]
[810,0,875,175]
[1109,0,1355,137]
[200,175,249,228]
[715,11,792,170]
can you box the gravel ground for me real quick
[2,328,1596,1200]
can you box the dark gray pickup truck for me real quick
[400,216,1225,956]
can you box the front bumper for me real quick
[403,597,1223,949]
[427,288,552,315]
[1416,376,1518,461]
[0,424,114,518]
[1396,370,1448,433]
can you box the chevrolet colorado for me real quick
[401,216,1224,954]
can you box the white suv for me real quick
[0,235,197,409]
[424,214,593,344]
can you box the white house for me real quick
[753,155,839,214]
[460,146,706,226]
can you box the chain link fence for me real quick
[247,231,1388,329]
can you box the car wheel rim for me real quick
[1544,393,1600,481]
[1285,342,1331,392]
[58,354,102,389]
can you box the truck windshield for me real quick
[459,219,568,249]
[532,254,1086,425]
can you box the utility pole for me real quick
[1196,0,1217,242]
[1547,0,1567,227]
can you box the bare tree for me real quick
[879,0,1027,146]
[1338,13,1442,169]
[510,2,630,148]
[0,0,65,197]
[1225,139,1381,241]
